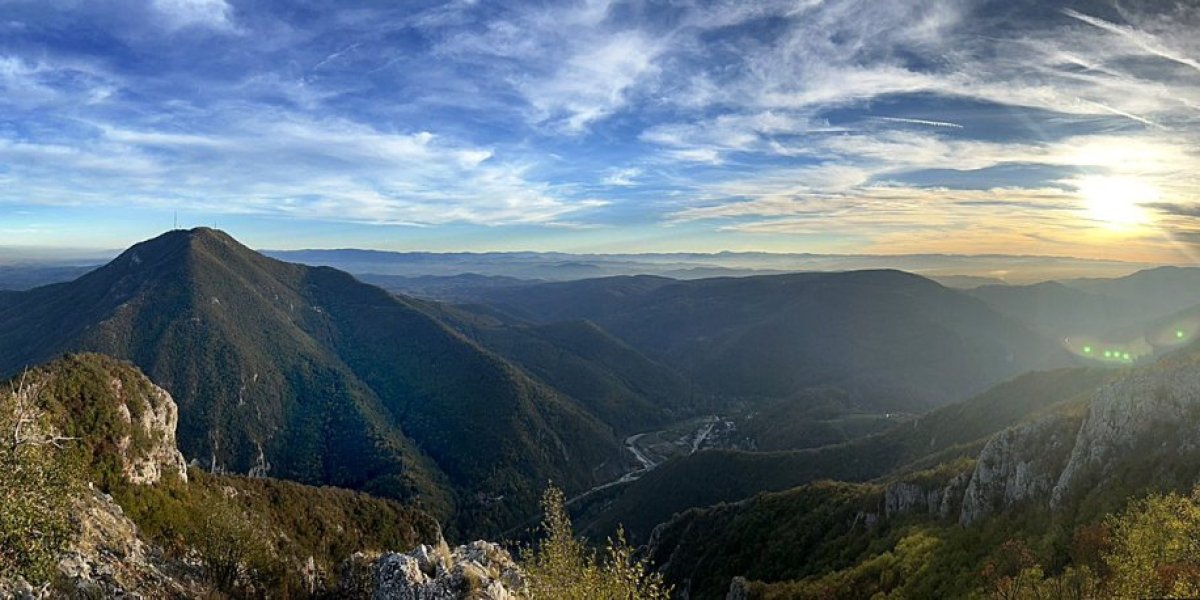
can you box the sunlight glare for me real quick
[1076,176,1157,230]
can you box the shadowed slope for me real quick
[0,229,623,535]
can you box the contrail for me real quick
[1062,9,1200,74]
[313,43,361,71]
[1080,98,1164,129]
[873,116,964,129]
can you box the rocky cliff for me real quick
[339,541,525,600]
[955,347,1200,523]
[19,354,190,488]
[49,488,209,598]
[1052,361,1200,509]
[109,373,189,485]
[0,355,208,598]
[1,354,453,598]
[958,413,1080,524]
[884,471,970,521]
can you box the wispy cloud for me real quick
[0,0,1197,258]
[1061,8,1200,74]
[0,115,603,226]
[603,167,642,186]
[151,0,236,31]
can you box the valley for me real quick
[572,415,737,504]
[4,229,1200,599]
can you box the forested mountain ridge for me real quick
[643,340,1200,598]
[425,301,704,434]
[0,228,629,536]
[575,366,1114,543]
[460,270,1072,411]
[969,267,1200,342]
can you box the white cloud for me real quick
[433,2,666,133]
[151,0,234,31]
[636,0,1200,163]
[525,31,664,133]
[0,115,600,227]
[603,167,642,186]
[5,0,1200,259]
[1061,8,1200,75]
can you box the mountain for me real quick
[574,367,1113,544]
[428,303,702,434]
[1,353,443,597]
[971,268,1200,341]
[0,228,625,535]
[640,340,1200,598]
[1062,266,1200,323]
[968,280,1140,339]
[464,271,1071,411]
[356,273,537,303]
[970,268,1200,365]
[265,248,1148,284]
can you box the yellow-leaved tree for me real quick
[522,486,671,600]
[1104,487,1200,598]
[987,485,1200,599]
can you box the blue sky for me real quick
[0,0,1197,261]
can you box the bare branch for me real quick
[5,369,68,452]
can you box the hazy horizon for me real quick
[0,226,1176,285]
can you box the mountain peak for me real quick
[107,227,257,274]
[161,226,239,251]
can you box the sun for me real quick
[1076,175,1157,230]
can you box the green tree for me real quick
[189,498,279,597]
[0,372,80,584]
[522,485,671,600]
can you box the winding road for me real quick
[566,415,723,506]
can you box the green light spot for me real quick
[1103,351,1112,358]
[1178,330,1186,339]
[1083,346,1092,354]
[1123,353,1131,361]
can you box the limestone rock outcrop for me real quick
[111,375,189,485]
[0,489,209,599]
[884,471,969,520]
[959,414,1078,525]
[1052,366,1200,508]
[339,540,525,600]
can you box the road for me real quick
[567,415,723,506]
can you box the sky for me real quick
[0,0,1198,261]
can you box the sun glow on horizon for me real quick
[1075,175,1158,231]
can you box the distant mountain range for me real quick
[446,271,1071,411]
[0,264,99,291]
[265,248,1153,285]
[0,244,1159,290]
[2,230,1197,532]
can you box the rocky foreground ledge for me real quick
[0,527,527,599]
[341,541,525,599]
[0,354,523,600]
